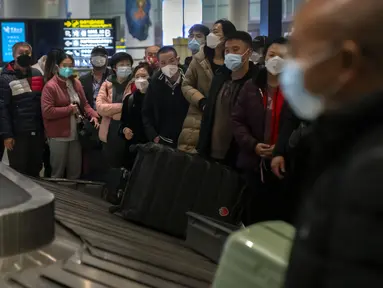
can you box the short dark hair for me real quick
[133,62,154,77]
[253,36,268,51]
[264,37,288,57]
[110,52,134,68]
[12,42,32,57]
[225,31,253,49]
[157,46,178,58]
[188,24,210,37]
[214,19,237,37]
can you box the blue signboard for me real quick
[1,22,26,63]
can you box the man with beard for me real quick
[0,42,45,176]
[80,46,111,109]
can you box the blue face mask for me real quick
[224,53,244,71]
[188,38,201,54]
[59,67,73,78]
[280,60,324,120]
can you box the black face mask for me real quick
[17,54,32,68]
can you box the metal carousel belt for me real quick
[0,166,216,287]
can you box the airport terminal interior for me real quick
[0,0,347,287]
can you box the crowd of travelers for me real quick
[0,17,300,226]
[3,0,383,284]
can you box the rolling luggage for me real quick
[114,143,244,237]
[185,212,241,263]
[212,221,295,288]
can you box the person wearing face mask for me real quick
[197,31,254,167]
[119,62,152,169]
[41,52,99,180]
[78,46,111,180]
[187,24,210,55]
[0,42,45,177]
[281,1,383,287]
[231,37,288,225]
[251,35,268,65]
[96,52,134,168]
[178,20,236,154]
[144,45,160,71]
[80,46,111,110]
[142,46,189,148]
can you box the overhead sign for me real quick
[62,19,115,67]
[1,22,26,63]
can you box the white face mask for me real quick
[91,55,107,67]
[206,33,221,49]
[116,66,132,79]
[251,52,261,63]
[265,56,285,75]
[161,64,179,78]
[135,77,149,92]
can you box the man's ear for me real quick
[176,56,181,63]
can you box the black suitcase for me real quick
[115,143,244,237]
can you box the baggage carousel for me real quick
[0,163,216,287]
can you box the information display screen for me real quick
[62,19,115,67]
[1,22,26,63]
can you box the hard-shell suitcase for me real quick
[212,221,295,288]
[117,143,244,237]
[185,212,241,263]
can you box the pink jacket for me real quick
[96,79,132,142]
[41,75,98,138]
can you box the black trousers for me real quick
[42,142,52,178]
[8,132,45,177]
[242,169,286,226]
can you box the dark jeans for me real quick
[8,132,45,177]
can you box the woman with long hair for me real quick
[41,51,99,179]
[178,20,236,153]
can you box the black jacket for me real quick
[0,62,44,139]
[285,92,383,288]
[142,71,189,147]
[79,68,111,109]
[119,90,147,145]
[273,102,301,158]
[197,63,255,165]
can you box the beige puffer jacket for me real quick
[178,48,214,153]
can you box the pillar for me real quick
[228,0,249,32]
[2,0,66,18]
[260,0,282,39]
[67,0,90,18]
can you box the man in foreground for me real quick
[282,0,383,287]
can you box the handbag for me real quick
[75,102,99,150]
